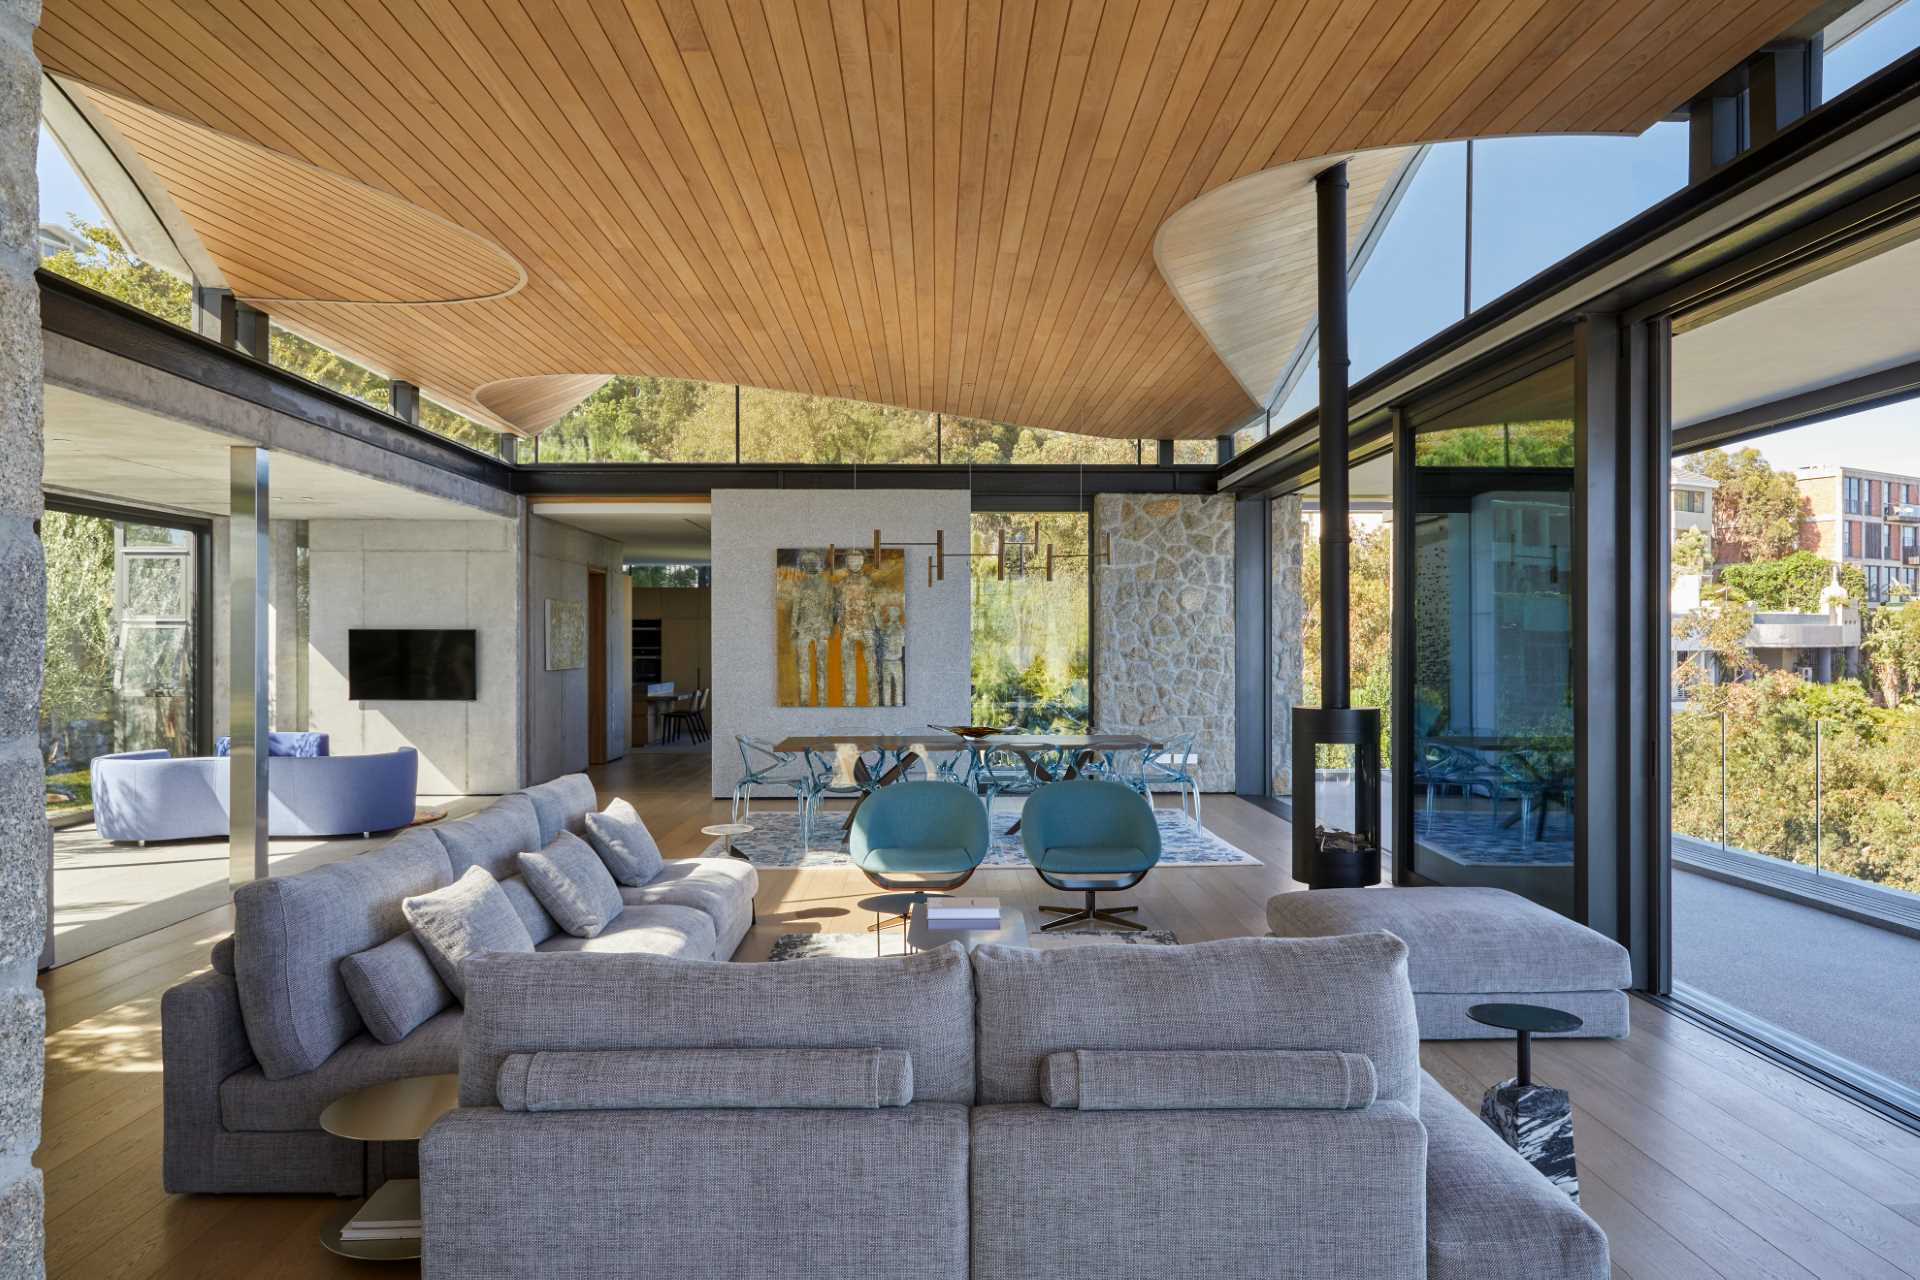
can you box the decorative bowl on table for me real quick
[930,724,1010,739]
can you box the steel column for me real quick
[233,301,270,360]
[229,446,269,887]
[391,379,421,425]
[1317,160,1351,709]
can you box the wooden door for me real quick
[587,570,608,766]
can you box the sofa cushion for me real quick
[210,934,235,975]
[219,1010,462,1132]
[1039,1048,1377,1111]
[403,866,536,999]
[970,934,1421,1110]
[533,903,716,960]
[430,793,542,880]
[518,774,599,845]
[618,857,756,959]
[340,933,454,1044]
[495,1047,913,1111]
[496,874,559,946]
[233,829,454,1080]
[457,945,977,1106]
[518,831,624,938]
[1421,1071,1610,1279]
[582,797,665,885]
[1266,886,1631,994]
[969,1102,1426,1280]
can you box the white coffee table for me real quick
[906,900,1029,952]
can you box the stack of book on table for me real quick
[339,1180,422,1241]
[926,897,1001,929]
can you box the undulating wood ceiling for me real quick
[36,1,1818,438]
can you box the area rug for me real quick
[767,927,1179,960]
[707,807,1259,870]
[1412,811,1573,866]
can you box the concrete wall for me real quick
[526,515,629,784]
[1093,493,1236,792]
[306,518,525,795]
[1272,494,1305,793]
[1,5,46,1273]
[709,489,971,798]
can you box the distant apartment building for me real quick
[1672,469,1717,548]
[1797,467,1920,602]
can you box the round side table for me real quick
[702,822,755,860]
[1466,1003,1584,1202]
[317,1072,460,1261]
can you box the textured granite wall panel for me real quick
[527,515,629,784]
[709,490,971,799]
[307,518,526,794]
[1093,494,1235,792]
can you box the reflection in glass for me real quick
[1407,363,1576,914]
[42,512,198,818]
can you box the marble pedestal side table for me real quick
[1466,1002,1583,1202]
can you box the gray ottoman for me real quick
[1266,887,1630,1040]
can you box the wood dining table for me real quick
[769,733,1161,835]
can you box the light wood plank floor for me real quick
[34,750,1920,1278]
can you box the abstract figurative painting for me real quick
[775,547,905,707]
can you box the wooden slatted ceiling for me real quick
[35,0,1818,439]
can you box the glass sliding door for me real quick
[1401,358,1578,914]
[42,503,205,963]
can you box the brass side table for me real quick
[318,1072,459,1261]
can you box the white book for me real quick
[928,896,999,917]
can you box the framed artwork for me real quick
[775,546,905,707]
[545,598,587,671]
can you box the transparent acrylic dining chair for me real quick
[1135,732,1201,823]
[733,736,818,847]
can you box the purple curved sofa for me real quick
[90,746,419,842]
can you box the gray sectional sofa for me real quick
[421,934,1609,1280]
[161,774,757,1195]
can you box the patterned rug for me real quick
[706,807,1259,870]
[767,927,1179,960]
[1413,810,1574,866]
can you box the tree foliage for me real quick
[1717,550,1864,613]
[1863,602,1920,706]
[1685,448,1810,563]
[40,512,114,764]
[1675,673,1920,893]
[1301,516,1393,757]
[968,512,1090,731]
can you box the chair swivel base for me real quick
[1039,891,1146,932]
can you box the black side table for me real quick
[1466,1002,1583,1201]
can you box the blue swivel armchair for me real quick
[1020,779,1162,932]
[848,780,991,931]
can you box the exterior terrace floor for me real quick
[1675,863,1920,1102]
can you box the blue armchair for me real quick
[1019,779,1162,932]
[848,780,990,931]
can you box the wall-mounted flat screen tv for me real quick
[348,629,478,701]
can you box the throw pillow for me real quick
[402,865,536,999]
[582,797,665,886]
[340,933,453,1042]
[519,830,626,938]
